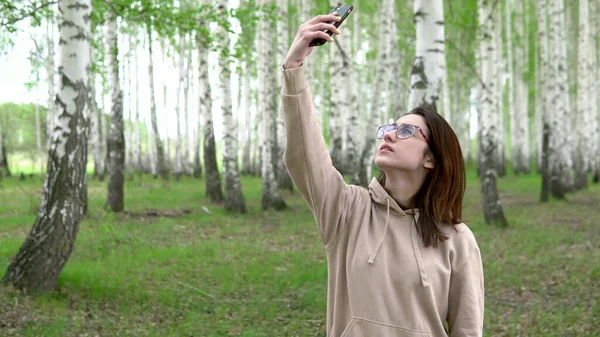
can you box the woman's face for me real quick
[374,114,434,173]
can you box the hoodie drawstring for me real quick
[411,218,430,287]
[368,197,391,264]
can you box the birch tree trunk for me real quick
[217,0,246,213]
[126,37,134,179]
[328,0,346,172]
[539,0,553,201]
[548,0,573,196]
[1,0,91,293]
[276,0,293,191]
[359,0,392,186]
[198,1,224,202]
[478,0,508,227]
[344,3,361,185]
[105,5,125,212]
[241,65,253,175]
[590,0,600,181]
[46,15,56,152]
[174,33,185,180]
[494,8,506,177]
[574,0,594,189]
[147,23,169,180]
[512,0,531,174]
[408,0,445,111]
[35,93,43,177]
[92,75,105,180]
[258,0,287,210]
[134,38,142,174]
[0,123,3,179]
[184,44,192,176]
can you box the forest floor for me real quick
[0,167,598,336]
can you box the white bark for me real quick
[328,0,347,171]
[344,5,360,184]
[217,0,246,213]
[241,65,253,175]
[494,6,505,176]
[35,93,43,176]
[147,25,169,179]
[577,0,597,174]
[536,0,549,173]
[2,0,91,293]
[174,33,185,178]
[512,0,530,174]
[478,0,507,226]
[184,44,192,174]
[408,0,445,111]
[104,3,125,212]
[276,0,293,190]
[360,0,392,186]
[387,0,404,117]
[46,15,56,151]
[549,0,573,192]
[134,37,141,172]
[258,0,286,209]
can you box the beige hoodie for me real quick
[281,65,484,337]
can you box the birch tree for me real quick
[548,0,573,196]
[359,0,392,186]
[574,0,596,188]
[511,0,530,174]
[46,14,56,151]
[258,0,286,210]
[1,0,91,293]
[407,0,445,111]
[105,3,125,212]
[276,0,293,190]
[217,0,246,213]
[147,22,169,180]
[477,0,508,227]
[328,0,347,172]
[174,32,185,180]
[198,0,224,202]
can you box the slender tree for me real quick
[216,0,246,213]
[147,22,169,180]
[198,0,224,202]
[408,0,445,111]
[174,32,185,180]
[46,13,56,152]
[258,0,286,210]
[328,0,346,172]
[2,0,91,293]
[276,0,293,190]
[105,2,125,212]
[477,0,508,227]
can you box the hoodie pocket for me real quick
[339,317,431,337]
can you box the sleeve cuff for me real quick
[281,64,307,95]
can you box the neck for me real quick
[383,170,427,209]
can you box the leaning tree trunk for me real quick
[2,0,91,293]
[478,0,508,227]
[548,0,573,196]
[217,0,246,213]
[259,0,286,210]
[276,0,293,191]
[359,0,392,186]
[104,5,125,212]
[147,23,169,180]
[574,0,594,189]
[407,0,445,111]
[197,2,224,202]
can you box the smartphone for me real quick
[309,5,353,47]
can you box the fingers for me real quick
[308,13,341,25]
[309,22,340,35]
[302,30,334,43]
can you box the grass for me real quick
[0,168,599,337]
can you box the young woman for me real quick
[280,13,484,337]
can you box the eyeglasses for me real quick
[376,123,429,143]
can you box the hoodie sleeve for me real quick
[281,65,355,249]
[447,247,485,337]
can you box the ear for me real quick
[423,153,435,170]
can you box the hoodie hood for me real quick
[367,177,430,287]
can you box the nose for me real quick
[383,130,396,142]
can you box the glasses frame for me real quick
[376,123,429,144]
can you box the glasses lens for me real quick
[377,124,395,139]
[397,125,416,139]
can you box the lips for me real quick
[379,144,393,152]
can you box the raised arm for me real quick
[281,14,359,250]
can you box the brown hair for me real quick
[377,106,466,248]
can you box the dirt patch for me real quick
[125,209,193,218]
[0,287,50,336]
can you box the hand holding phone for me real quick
[309,5,353,47]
